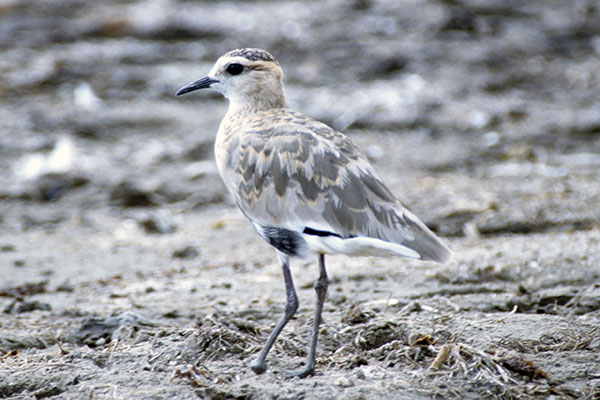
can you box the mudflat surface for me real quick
[1,0,600,399]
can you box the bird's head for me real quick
[176,48,286,111]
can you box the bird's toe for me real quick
[249,359,268,374]
[283,366,314,378]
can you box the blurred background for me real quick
[1,1,600,398]
[1,0,599,223]
[1,0,599,289]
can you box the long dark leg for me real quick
[249,255,298,374]
[286,253,329,378]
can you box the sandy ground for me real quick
[1,0,600,399]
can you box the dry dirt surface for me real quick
[1,0,600,399]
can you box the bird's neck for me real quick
[226,76,287,115]
[227,93,286,116]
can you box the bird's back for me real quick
[215,107,452,263]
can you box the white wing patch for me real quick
[302,233,421,259]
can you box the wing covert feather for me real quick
[228,110,451,262]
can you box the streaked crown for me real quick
[222,48,277,63]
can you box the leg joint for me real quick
[313,277,329,291]
[285,294,299,315]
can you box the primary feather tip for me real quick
[421,241,453,264]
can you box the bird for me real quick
[176,48,452,377]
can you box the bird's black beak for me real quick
[175,76,219,96]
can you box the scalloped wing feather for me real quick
[217,109,452,263]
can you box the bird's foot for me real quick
[284,365,314,378]
[249,359,267,374]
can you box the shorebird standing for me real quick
[176,48,452,377]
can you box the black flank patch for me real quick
[303,227,344,238]
[262,227,303,256]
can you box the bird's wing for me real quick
[230,111,452,263]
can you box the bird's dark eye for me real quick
[226,63,244,75]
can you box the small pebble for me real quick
[334,377,354,387]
